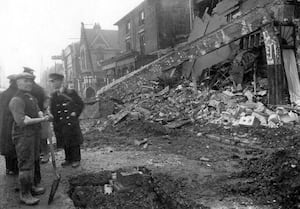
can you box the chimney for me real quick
[93,23,101,31]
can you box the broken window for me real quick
[241,31,262,50]
[278,25,295,48]
[226,8,239,22]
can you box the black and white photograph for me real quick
[1,0,300,208]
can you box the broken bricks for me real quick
[239,115,260,127]
[97,71,300,131]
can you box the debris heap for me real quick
[97,75,300,131]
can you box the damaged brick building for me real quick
[155,0,300,105]
[93,0,300,132]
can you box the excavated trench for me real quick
[68,167,209,209]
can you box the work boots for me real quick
[19,171,40,205]
[31,185,46,196]
[20,192,40,205]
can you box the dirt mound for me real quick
[224,149,300,208]
[68,169,208,209]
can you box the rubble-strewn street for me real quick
[70,75,300,208]
[2,0,300,208]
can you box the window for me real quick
[126,21,131,34]
[241,31,262,49]
[139,33,145,54]
[226,9,239,22]
[80,49,87,70]
[125,39,131,51]
[139,10,145,25]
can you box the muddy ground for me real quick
[78,118,300,209]
[0,118,299,209]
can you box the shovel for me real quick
[48,136,61,205]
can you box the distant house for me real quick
[101,0,192,84]
[79,23,119,98]
[62,42,81,94]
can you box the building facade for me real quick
[79,23,120,98]
[62,42,82,94]
[100,0,192,85]
[115,0,191,54]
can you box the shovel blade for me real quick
[48,174,61,205]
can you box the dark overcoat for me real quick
[50,88,84,148]
[0,84,18,156]
[31,82,46,111]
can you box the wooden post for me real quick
[253,62,257,95]
[262,24,284,105]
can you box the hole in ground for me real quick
[68,166,208,209]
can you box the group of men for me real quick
[0,67,84,205]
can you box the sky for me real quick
[0,0,143,87]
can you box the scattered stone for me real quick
[200,157,210,162]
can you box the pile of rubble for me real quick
[96,77,300,131]
[224,148,300,209]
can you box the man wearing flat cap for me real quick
[0,74,18,176]
[49,73,84,168]
[23,67,46,112]
[9,72,50,205]
[23,67,49,163]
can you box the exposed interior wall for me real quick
[144,0,159,54]
[187,0,283,82]
[157,0,191,49]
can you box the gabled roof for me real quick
[99,30,119,49]
[80,24,119,50]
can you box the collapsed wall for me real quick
[96,0,282,100]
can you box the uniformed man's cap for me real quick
[14,72,35,81]
[7,74,17,80]
[23,67,35,75]
[49,73,64,81]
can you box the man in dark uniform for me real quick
[49,73,84,168]
[0,74,19,175]
[9,72,49,205]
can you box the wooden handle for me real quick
[47,137,57,173]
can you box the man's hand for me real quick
[71,112,76,117]
[47,114,54,122]
[43,115,50,122]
